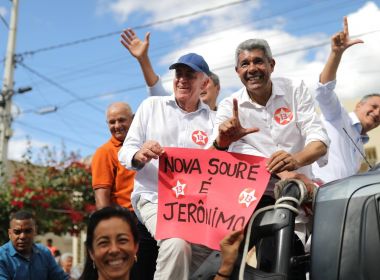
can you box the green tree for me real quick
[0,144,95,244]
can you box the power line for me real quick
[0,13,9,29]
[17,0,358,87]
[18,28,380,115]
[16,0,253,57]
[18,61,104,113]
[14,119,97,149]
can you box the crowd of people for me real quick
[1,16,379,280]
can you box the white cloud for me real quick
[157,1,380,101]
[100,0,260,29]
[8,137,50,161]
[105,0,380,101]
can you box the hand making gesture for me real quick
[215,98,259,149]
[331,16,363,55]
[121,28,151,60]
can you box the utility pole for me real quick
[0,0,19,176]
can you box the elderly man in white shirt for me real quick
[312,17,380,183]
[118,52,214,280]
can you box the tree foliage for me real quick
[0,144,95,244]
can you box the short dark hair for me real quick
[79,206,139,280]
[9,210,35,226]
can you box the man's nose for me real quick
[247,62,257,72]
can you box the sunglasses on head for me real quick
[12,228,33,235]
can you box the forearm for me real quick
[94,187,112,210]
[137,55,159,87]
[320,51,342,84]
[214,261,234,279]
[293,141,327,167]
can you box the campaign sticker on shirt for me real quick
[192,130,208,146]
[274,107,293,125]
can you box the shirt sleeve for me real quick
[91,146,114,188]
[314,80,342,121]
[295,81,330,167]
[0,256,10,280]
[147,76,171,96]
[119,98,150,170]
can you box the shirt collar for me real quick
[350,112,370,144]
[166,94,210,113]
[240,80,283,108]
[110,135,123,147]
[8,241,39,258]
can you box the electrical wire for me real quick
[14,119,98,149]
[16,0,253,57]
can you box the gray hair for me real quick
[60,252,73,262]
[235,39,273,66]
[359,93,380,104]
[209,72,220,87]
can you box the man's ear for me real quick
[235,66,238,73]
[201,76,209,91]
[270,58,276,72]
[8,228,11,239]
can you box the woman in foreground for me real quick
[79,206,139,280]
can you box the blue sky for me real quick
[1,0,379,162]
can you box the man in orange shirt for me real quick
[92,101,158,279]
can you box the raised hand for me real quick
[216,98,259,148]
[331,16,363,55]
[120,28,150,60]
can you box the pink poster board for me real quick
[156,147,271,250]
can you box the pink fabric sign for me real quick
[156,147,271,250]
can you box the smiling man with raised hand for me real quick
[0,211,69,280]
[212,38,329,181]
[121,28,220,111]
[312,16,380,183]
[118,51,215,280]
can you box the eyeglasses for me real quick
[12,228,34,235]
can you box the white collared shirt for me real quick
[118,93,215,215]
[312,80,369,183]
[212,77,329,179]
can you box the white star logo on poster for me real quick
[192,130,208,145]
[238,188,257,208]
[172,180,187,198]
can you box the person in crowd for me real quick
[60,253,73,275]
[121,28,220,111]
[0,210,69,280]
[79,206,139,280]
[211,38,329,181]
[201,72,220,111]
[54,249,62,263]
[91,101,158,279]
[312,16,380,183]
[47,238,58,256]
[118,49,214,279]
